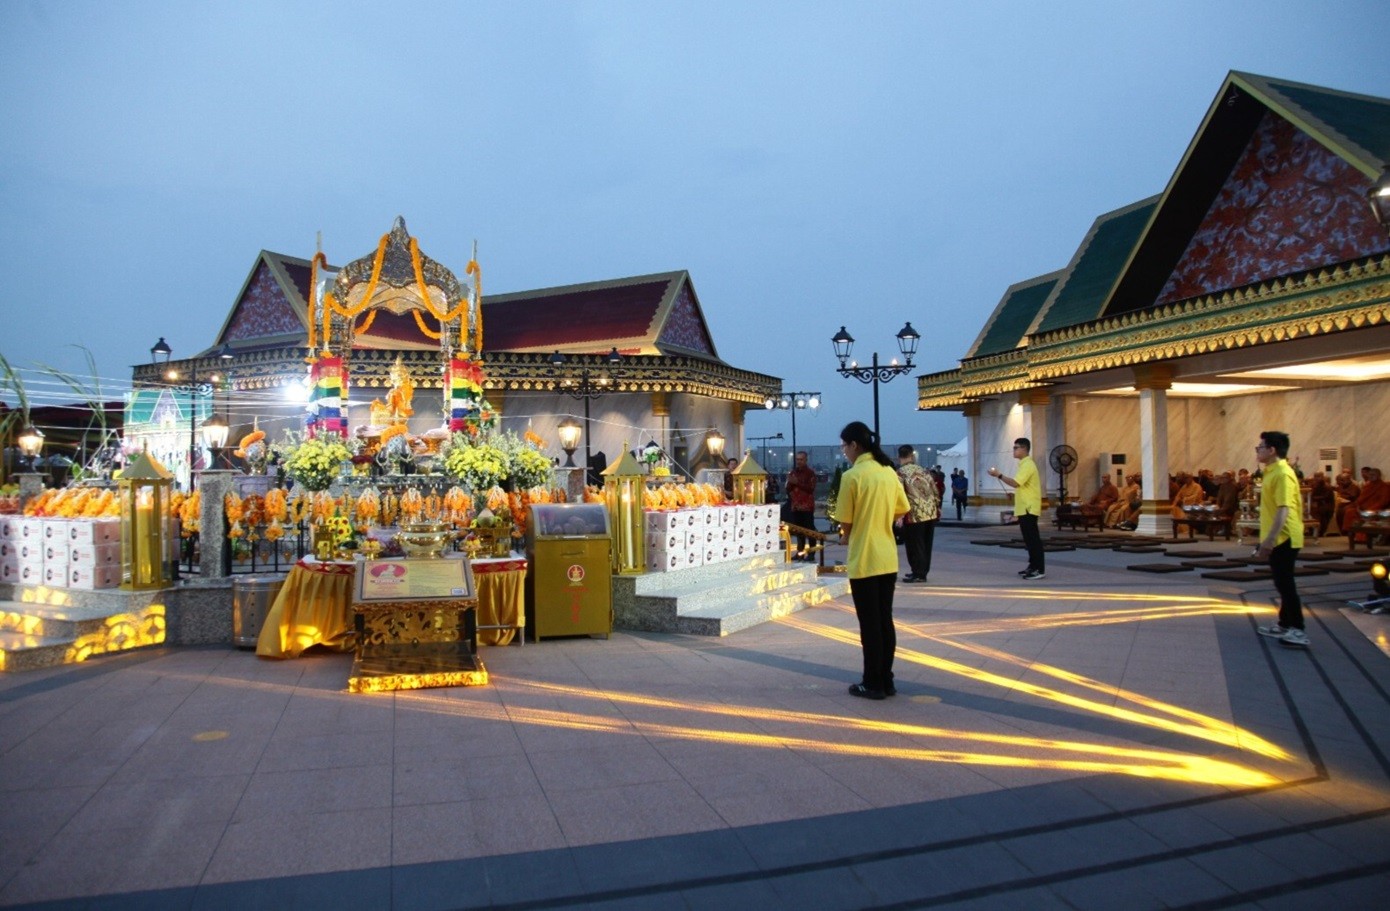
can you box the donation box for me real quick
[525,503,612,640]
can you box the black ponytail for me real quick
[840,421,894,468]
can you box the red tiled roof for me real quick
[484,278,672,351]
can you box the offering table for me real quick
[255,554,527,658]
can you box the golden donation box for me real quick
[525,503,612,641]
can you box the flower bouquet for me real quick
[494,430,553,490]
[283,435,351,492]
[442,436,507,493]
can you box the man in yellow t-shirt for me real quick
[1254,430,1308,648]
[988,438,1044,580]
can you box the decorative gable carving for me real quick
[224,261,303,341]
[658,284,714,355]
[1157,112,1386,305]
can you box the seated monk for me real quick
[1342,467,1390,538]
[1170,472,1204,519]
[1309,472,1336,537]
[1088,476,1119,512]
[1214,471,1239,517]
[1106,474,1142,528]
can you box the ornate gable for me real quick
[656,282,715,356]
[1157,111,1387,305]
[222,258,306,343]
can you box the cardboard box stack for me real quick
[0,517,121,590]
[643,504,783,572]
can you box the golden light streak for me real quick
[784,611,1291,761]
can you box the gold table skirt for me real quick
[256,556,525,658]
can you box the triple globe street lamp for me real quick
[831,323,920,444]
[150,337,234,487]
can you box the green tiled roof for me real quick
[967,273,1060,359]
[1250,73,1390,165]
[1033,198,1158,335]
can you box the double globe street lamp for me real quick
[549,347,622,480]
[831,323,920,444]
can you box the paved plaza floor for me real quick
[2,523,1389,909]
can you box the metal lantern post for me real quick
[748,433,783,471]
[831,324,920,443]
[549,348,622,479]
[557,417,582,467]
[601,446,646,574]
[150,338,234,489]
[119,447,175,590]
[17,424,44,471]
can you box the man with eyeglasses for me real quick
[1253,430,1309,648]
[988,438,1044,580]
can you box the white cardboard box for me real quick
[17,562,44,584]
[68,519,121,545]
[43,543,70,566]
[16,518,44,541]
[0,517,14,540]
[716,507,736,528]
[43,519,71,541]
[69,543,120,568]
[0,556,17,582]
[69,564,120,590]
[18,542,44,565]
[0,540,19,560]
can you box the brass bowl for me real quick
[398,522,453,558]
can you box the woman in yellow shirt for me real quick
[835,421,910,700]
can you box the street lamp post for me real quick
[763,391,820,459]
[747,433,783,471]
[831,323,920,443]
[549,348,622,480]
[150,338,234,489]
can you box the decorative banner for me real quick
[446,357,485,434]
[308,356,347,439]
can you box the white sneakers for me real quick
[1257,624,1310,648]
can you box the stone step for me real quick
[614,557,847,636]
[0,629,76,673]
[634,562,820,615]
[673,577,849,636]
[0,601,129,638]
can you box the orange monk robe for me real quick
[1170,479,1204,519]
[1088,480,1119,511]
[1106,481,1141,527]
[1343,478,1390,533]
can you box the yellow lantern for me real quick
[732,451,768,505]
[602,444,646,574]
[120,447,174,590]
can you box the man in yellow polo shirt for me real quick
[1254,430,1308,648]
[989,438,1044,580]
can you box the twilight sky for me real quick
[2,0,1386,446]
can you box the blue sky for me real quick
[2,0,1386,446]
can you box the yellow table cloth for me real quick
[255,555,527,657]
[256,558,356,658]
[472,556,527,645]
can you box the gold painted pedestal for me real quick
[348,598,487,693]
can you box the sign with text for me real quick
[355,557,476,602]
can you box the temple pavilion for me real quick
[917,71,1390,533]
[127,218,780,487]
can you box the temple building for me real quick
[127,218,780,487]
[917,71,1390,532]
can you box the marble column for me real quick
[553,466,586,502]
[1020,390,1050,510]
[16,473,45,514]
[197,470,236,578]
[964,402,981,504]
[1133,364,1173,536]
